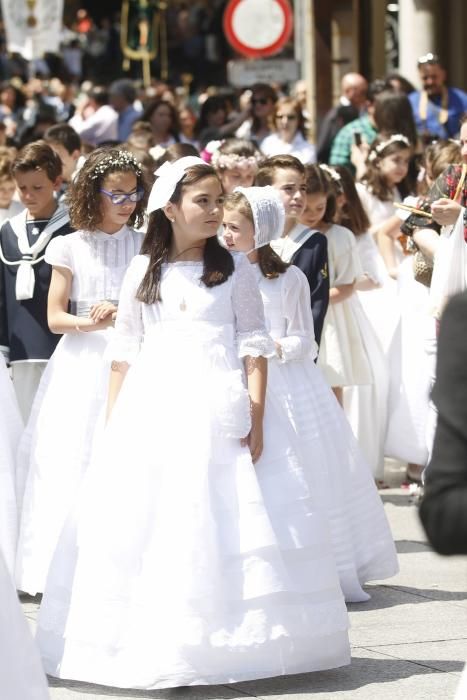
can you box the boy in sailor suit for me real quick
[256,155,329,347]
[0,141,72,421]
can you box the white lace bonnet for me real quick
[234,186,285,249]
[147,156,207,213]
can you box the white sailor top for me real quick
[0,206,72,363]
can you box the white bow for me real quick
[147,156,207,214]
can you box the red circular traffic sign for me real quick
[223,0,293,59]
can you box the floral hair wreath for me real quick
[368,134,411,162]
[319,164,341,182]
[212,152,263,172]
[89,150,143,180]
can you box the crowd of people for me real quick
[0,48,467,696]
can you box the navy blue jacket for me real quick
[0,218,72,363]
[291,231,329,347]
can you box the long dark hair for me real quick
[137,164,234,304]
[304,164,336,223]
[373,91,418,147]
[333,166,370,235]
[141,98,180,141]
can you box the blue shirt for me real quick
[409,87,467,139]
[117,104,143,142]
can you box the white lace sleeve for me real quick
[231,253,275,358]
[45,235,72,271]
[278,266,318,362]
[104,255,146,364]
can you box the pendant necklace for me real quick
[167,246,204,313]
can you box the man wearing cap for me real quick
[408,53,467,142]
[109,79,143,142]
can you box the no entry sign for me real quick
[223,0,294,59]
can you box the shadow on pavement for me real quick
[395,539,431,554]
[347,583,467,611]
[48,675,236,698]
[47,654,465,698]
[233,655,465,696]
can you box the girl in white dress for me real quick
[36,158,351,689]
[356,136,430,478]
[223,185,398,603]
[0,356,22,575]
[334,166,390,486]
[299,165,372,406]
[354,134,411,353]
[15,149,146,595]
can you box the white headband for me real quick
[319,163,341,182]
[234,186,285,250]
[147,156,207,213]
[368,134,411,162]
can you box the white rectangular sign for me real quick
[1,0,64,60]
[227,59,300,87]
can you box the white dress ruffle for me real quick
[256,264,398,601]
[0,356,23,575]
[15,226,143,595]
[37,253,350,689]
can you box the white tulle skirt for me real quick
[343,297,390,481]
[0,357,23,575]
[15,329,113,594]
[37,322,350,689]
[263,354,398,602]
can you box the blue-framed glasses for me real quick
[100,188,144,205]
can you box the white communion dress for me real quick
[15,225,143,595]
[317,224,372,387]
[0,550,50,700]
[0,355,23,575]
[343,233,390,480]
[355,183,402,353]
[384,255,431,466]
[36,252,350,690]
[254,263,398,602]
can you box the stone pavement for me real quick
[23,461,467,700]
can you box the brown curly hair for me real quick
[67,147,148,231]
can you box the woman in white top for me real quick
[261,97,317,165]
[15,149,146,595]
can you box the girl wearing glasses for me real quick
[15,148,147,596]
[261,97,317,165]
